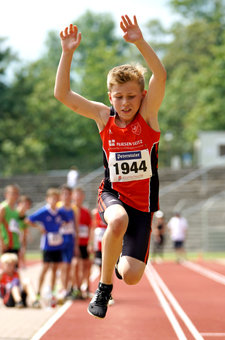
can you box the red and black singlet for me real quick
[98,107,160,213]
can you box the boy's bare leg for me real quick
[100,204,128,285]
[11,286,22,303]
[22,278,37,303]
[38,263,49,293]
[51,263,58,291]
[118,256,146,285]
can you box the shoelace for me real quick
[93,289,112,306]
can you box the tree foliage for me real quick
[151,0,225,165]
[1,4,225,174]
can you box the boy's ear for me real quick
[142,89,147,99]
[108,92,113,105]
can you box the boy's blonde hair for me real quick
[4,183,20,195]
[46,188,60,197]
[1,253,18,264]
[107,63,147,92]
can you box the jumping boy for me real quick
[55,15,166,319]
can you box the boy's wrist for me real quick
[134,37,147,48]
[62,50,75,57]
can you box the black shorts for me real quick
[5,290,27,307]
[2,249,20,255]
[98,191,153,264]
[94,250,102,267]
[79,246,89,259]
[43,250,62,263]
[174,241,184,249]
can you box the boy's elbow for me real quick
[54,88,62,101]
[161,68,167,81]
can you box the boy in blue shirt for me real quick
[57,185,79,299]
[26,188,68,299]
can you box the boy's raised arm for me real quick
[54,24,108,128]
[120,15,166,130]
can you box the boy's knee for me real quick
[123,270,142,285]
[108,214,128,238]
[119,257,146,285]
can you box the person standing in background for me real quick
[71,187,93,299]
[167,212,188,263]
[151,210,166,263]
[0,184,21,256]
[67,166,79,189]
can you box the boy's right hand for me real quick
[60,24,82,53]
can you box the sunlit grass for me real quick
[25,251,225,262]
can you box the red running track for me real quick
[38,261,225,340]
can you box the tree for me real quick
[147,0,225,166]
[0,11,131,175]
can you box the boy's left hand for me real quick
[120,15,143,44]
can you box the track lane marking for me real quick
[201,333,225,337]
[182,261,225,285]
[145,265,188,340]
[148,263,204,340]
[30,300,73,340]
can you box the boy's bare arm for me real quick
[120,15,166,131]
[0,206,7,251]
[54,24,109,131]
[24,218,46,234]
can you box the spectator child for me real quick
[151,210,167,263]
[71,187,93,299]
[0,184,21,255]
[26,188,68,299]
[0,253,40,308]
[57,185,79,299]
[17,195,33,268]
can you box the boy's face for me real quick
[46,194,59,210]
[72,190,84,207]
[108,81,146,124]
[60,189,71,205]
[5,188,19,205]
[18,200,31,212]
[2,261,16,275]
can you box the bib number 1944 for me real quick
[109,149,152,182]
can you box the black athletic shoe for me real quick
[87,282,113,319]
[115,255,123,280]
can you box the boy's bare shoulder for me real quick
[91,102,111,131]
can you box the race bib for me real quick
[47,232,63,246]
[60,222,74,235]
[8,219,20,234]
[109,149,151,182]
[79,225,89,238]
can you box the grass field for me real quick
[25,251,225,262]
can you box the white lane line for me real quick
[148,263,204,340]
[145,265,188,340]
[201,334,225,337]
[30,300,73,340]
[182,261,225,285]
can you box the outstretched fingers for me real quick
[60,24,79,38]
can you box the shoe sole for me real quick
[87,307,105,319]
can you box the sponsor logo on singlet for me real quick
[116,151,141,161]
[131,122,141,135]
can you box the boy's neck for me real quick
[62,202,71,209]
[6,200,16,210]
[49,205,57,212]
